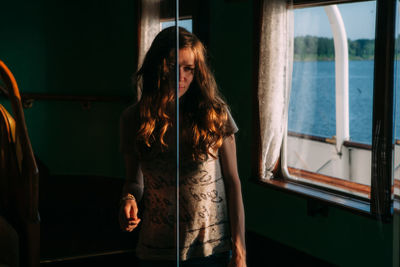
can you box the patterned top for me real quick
[120,105,238,261]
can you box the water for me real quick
[289,60,400,144]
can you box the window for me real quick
[255,0,397,217]
[159,0,196,33]
[285,1,376,198]
[161,18,193,32]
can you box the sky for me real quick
[163,1,386,41]
[294,1,377,40]
[161,19,192,32]
[161,2,377,40]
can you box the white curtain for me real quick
[257,0,293,180]
[136,0,161,101]
[138,0,161,66]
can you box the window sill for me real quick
[252,177,373,217]
[287,167,370,198]
[253,176,400,219]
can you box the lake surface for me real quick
[289,60,400,144]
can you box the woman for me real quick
[119,26,246,267]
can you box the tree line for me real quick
[294,35,376,61]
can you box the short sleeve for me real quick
[119,104,139,155]
[224,108,239,137]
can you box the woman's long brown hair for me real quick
[136,26,229,162]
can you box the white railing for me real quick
[283,5,351,183]
[324,5,350,154]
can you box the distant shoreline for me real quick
[293,56,400,62]
[293,57,375,62]
[294,35,377,62]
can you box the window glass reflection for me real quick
[287,1,376,196]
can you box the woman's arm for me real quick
[119,105,144,232]
[219,134,247,267]
[122,153,144,200]
[119,153,144,232]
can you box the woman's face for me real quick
[178,48,195,98]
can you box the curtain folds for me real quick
[136,0,161,101]
[138,0,161,66]
[257,0,293,180]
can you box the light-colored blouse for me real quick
[120,105,238,261]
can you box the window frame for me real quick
[253,0,398,219]
[160,0,211,46]
[136,0,210,61]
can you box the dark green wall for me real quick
[0,0,397,266]
[0,0,137,177]
[207,1,396,266]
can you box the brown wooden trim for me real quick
[0,104,14,143]
[395,179,400,189]
[288,167,371,196]
[0,60,40,266]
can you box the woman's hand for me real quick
[119,199,141,232]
